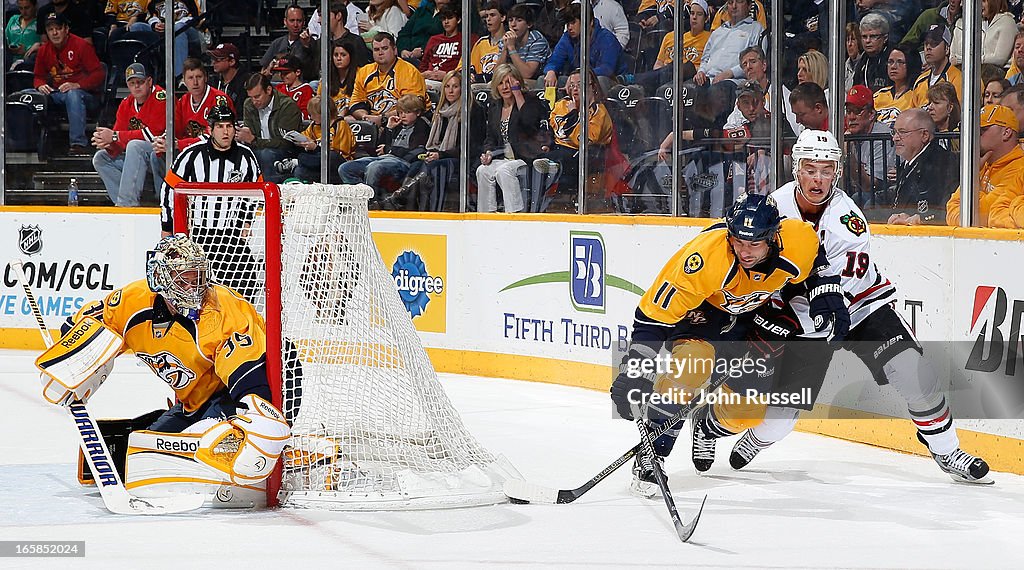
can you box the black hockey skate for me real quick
[918,433,994,485]
[729,429,774,470]
[690,407,717,474]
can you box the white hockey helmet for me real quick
[146,234,210,320]
[791,129,843,205]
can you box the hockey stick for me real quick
[503,369,729,505]
[634,413,706,542]
[12,260,205,515]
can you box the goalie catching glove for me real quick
[194,394,290,485]
[35,317,123,406]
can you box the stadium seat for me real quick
[349,120,379,159]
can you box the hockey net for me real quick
[172,182,513,510]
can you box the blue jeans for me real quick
[255,147,298,183]
[47,89,98,146]
[92,139,166,206]
[338,155,411,197]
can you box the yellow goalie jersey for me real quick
[349,58,429,117]
[638,218,819,324]
[71,279,268,413]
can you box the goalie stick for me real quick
[503,368,730,505]
[12,259,205,515]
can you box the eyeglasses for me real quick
[862,33,887,41]
[887,59,906,66]
[890,126,927,138]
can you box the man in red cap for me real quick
[210,43,252,113]
[272,55,314,121]
[845,84,894,204]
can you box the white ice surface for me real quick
[1,348,1023,569]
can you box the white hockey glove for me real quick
[194,394,291,485]
[35,317,123,406]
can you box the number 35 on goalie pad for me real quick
[35,317,123,406]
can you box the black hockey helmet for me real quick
[725,193,781,243]
[207,104,236,125]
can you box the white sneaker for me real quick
[532,158,560,176]
[275,158,298,174]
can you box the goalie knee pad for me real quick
[195,395,290,485]
[36,317,123,406]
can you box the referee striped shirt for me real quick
[160,140,263,233]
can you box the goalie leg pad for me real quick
[195,395,291,485]
[126,430,267,508]
[36,317,124,405]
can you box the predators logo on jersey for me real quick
[366,76,398,115]
[720,289,776,315]
[136,351,197,390]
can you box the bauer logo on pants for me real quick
[373,233,447,333]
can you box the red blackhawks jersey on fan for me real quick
[277,82,314,120]
[771,183,897,336]
[420,33,477,73]
[174,85,235,149]
[109,86,168,158]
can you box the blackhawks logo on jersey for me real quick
[840,211,867,236]
[186,119,205,137]
[129,116,143,130]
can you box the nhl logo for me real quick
[18,225,42,256]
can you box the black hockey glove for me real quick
[610,343,659,420]
[809,278,850,343]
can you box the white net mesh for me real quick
[179,183,512,510]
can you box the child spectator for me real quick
[419,6,477,88]
[277,96,356,183]
[274,55,315,121]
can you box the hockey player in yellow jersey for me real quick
[610,193,851,496]
[50,234,290,490]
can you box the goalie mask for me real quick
[146,234,211,320]
[791,129,843,206]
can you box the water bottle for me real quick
[67,178,79,207]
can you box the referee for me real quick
[159,105,264,303]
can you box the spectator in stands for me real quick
[273,56,314,121]
[36,0,92,42]
[533,0,570,46]
[104,0,152,45]
[914,24,962,106]
[1006,31,1024,86]
[873,44,921,124]
[719,46,799,135]
[163,57,234,152]
[33,12,102,155]
[536,68,613,209]
[477,63,551,213]
[340,93,429,203]
[397,0,448,63]
[845,22,863,93]
[470,1,506,84]
[360,0,407,45]
[145,0,202,80]
[852,12,893,93]
[901,0,960,52]
[307,0,366,38]
[92,63,166,206]
[925,81,961,152]
[319,39,364,120]
[845,84,895,205]
[236,73,303,183]
[6,0,39,71]
[946,104,1024,227]
[543,3,624,88]
[724,80,788,194]
[786,0,828,48]
[350,32,428,126]
[985,78,1010,106]
[591,0,629,48]
[710,0,767,31]
[796,50,828,91]
[635,0,671,30]
[693,0,764,86]
[276,96,355,184]
[855,0,919,43]
[951,0,1016,69]
[998,84,1024,136]
[789,82,829,131]
[390,69,486,210]
[261,5,312,77]
[306,1,372,82]
[621,0,710,94]
[419,6,476,88]
[210,43,251,113]
[495,4,550,82]
[887,108,959,225]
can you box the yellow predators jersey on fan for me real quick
[638,218,819,322]
[72,279,267,413]
[350,59,429,117]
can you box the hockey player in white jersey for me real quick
[726,130,993,484]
